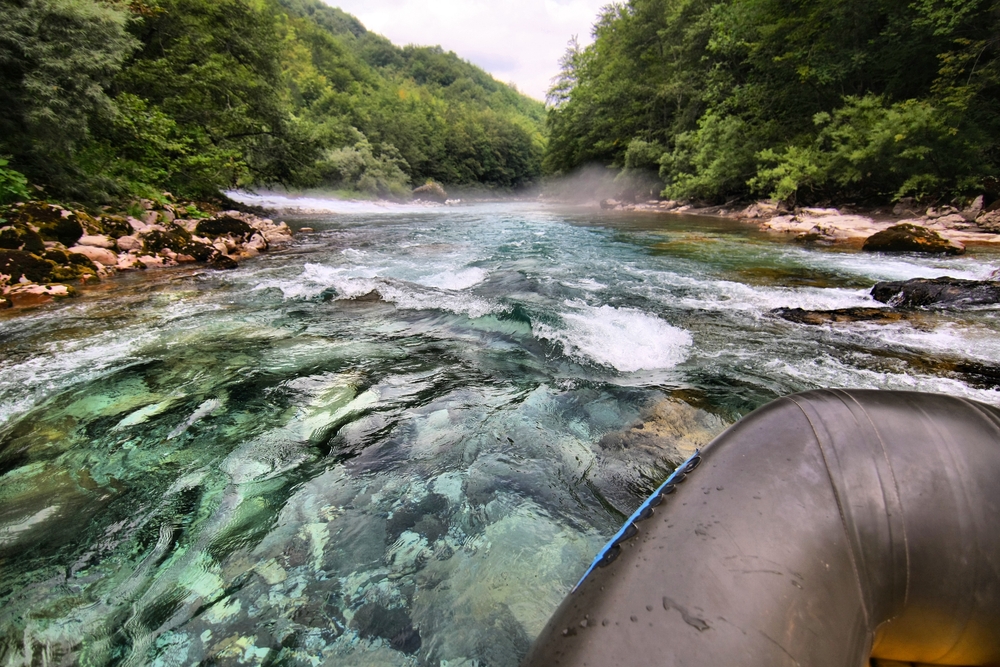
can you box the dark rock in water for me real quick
[351,603,421,653]
[862,223,964,255]
[211,255,238,270]
[413,181,448,203]
[0,296,11,309]
[0,249,55,283]
[871,277,1000,308]
[0,224,45,253]
[344,289,384,302]
[195,216,254,240]
[773,307,908,325]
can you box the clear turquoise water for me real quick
[2,200,1000,666]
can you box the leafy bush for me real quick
[318,133,411,198]
[0,158,31,206]
[750,95,979,202]
[659,112,759,202]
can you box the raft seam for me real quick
[786,392,871,630]
[838,390,911,613]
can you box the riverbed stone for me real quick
[862,223,965,255]
[68,245,118,266]
[773,307,908,325]
[871,277,1000,308]
[196,216,255,241]
[5,202,84,247]
[77,234,116,249]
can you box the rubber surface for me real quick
[522,389,1000,666]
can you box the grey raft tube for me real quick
[522,389,1000,666]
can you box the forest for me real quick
[0,0,546,205]
[546,0,1000,205]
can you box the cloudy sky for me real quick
[327,0,609,101]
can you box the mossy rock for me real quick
[180,240,218,262]
[862,223,965,255]
[98,215,133,238]
[49,263,98,283]
[0,249,56,283]
[195,216,254,240]
[6,202,84,246]
[0,224,45,253]
[212,255,239,270]
[142,228,192,255]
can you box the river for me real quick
[2,198,999,666]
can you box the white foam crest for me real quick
[788,250,998,283]
[675,280,875,315]
[534,303,692,372]
[764,355,1000,407]
[255,263,501,318]
[418,267,488,291]
[874,322,1000,363]
[227,191,437,215]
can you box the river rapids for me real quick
[2,198,999,666]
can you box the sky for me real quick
[326,0,610,102]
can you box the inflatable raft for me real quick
[523,389,1000,666]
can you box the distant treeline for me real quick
[0,0,545,204]
[545,0,1000,204]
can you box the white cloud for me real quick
[325,0,609,101]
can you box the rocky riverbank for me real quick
[0,198,292,310]
[601,196,1000,252]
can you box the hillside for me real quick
[0,0,546,205]
[544,0,1000,206]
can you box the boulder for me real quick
[0,296,11,309]
[962,195,985,221]
[117,235,141,252]
[212,255,239,270]
[77,234,116,249]
[67,245,118,266]
[0,249,54,283]
[0,224,45,253]
[871,277,1000,309]
[98,215,133,238]
[5,202,83,246]
[195,216,255,241]
[977,209,1000,232]
[862,223,965,255]
[773,307,908,325]
[413,182,448,203]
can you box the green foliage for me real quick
[318,133,410,198]
[0,158,31,206]
[0,0,546,204]
[547,0,1000,203]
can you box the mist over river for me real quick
[2,199,1000,666]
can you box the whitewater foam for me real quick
[534,303,692,372]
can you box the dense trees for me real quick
[546,0,1000,204]
[0,0,545,204]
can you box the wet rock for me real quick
[413,181,448,203]
[862,223,965,255]
[351,603,422,654]
[0,224,45,253]
[196,216,255,241]
[140,227,190,254]
[348,289,384,303]
[0,295,11,309]
[68,244,118,266]
[871,277,1000,308]
[773,307,908,325]
[212,255,239,270]
[0,249,55,283]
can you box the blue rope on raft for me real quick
[572,449,702,593]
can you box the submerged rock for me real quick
[871,277,1000,308]
[773,307,908,325]
[862,223,965,255]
